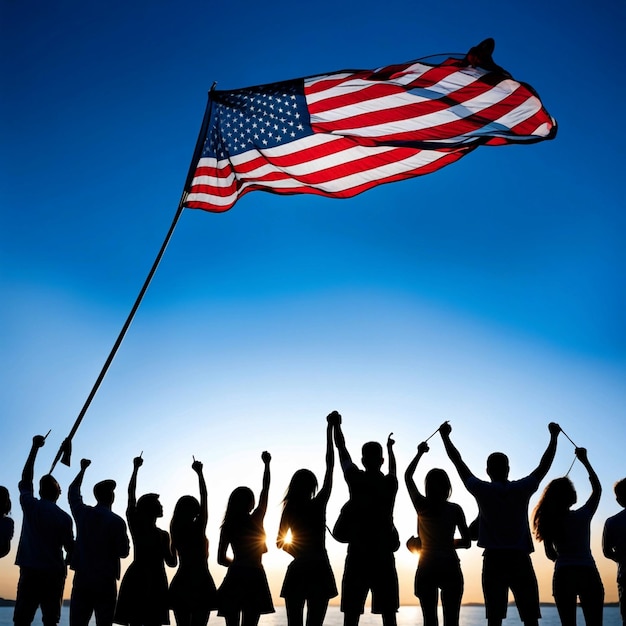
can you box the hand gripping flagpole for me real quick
[49,85,216,473]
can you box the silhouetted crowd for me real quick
[1,414,625,626]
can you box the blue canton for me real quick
[203,79,312,159]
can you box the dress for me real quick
[114,510,171,625]
[279,497,337,601]
[216,510,274,617]
[169,530,217,613]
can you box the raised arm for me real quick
[529,422,561,483]
[127,456,143,516]
[405,442,429,512]
[68,458,91,516]
[20,435,45,491]
[439,422,474,483]
[318,412,339,503]
[193,459,208,530]
[255,451,271,519]
[333,416,353,470]
[576,448,601,514]
[387,433,397,478]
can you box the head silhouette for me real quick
[425,468,452,503]
[0,486,10,516]
[533,476,577,543]
[361,442,383,471]
[486,452,510,482]
[285,469,318,504]
[93,480,116,507]
[39,474,61,502]
[173,495,200,524]
[225,486,255,520]
[614,478,626,508]
[136,493,163,522]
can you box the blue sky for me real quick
[1,0,625,606]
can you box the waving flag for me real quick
[184,39,556,213]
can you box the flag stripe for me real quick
[184,49,556,212]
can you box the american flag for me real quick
[184,43,556,213]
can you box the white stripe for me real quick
[312,79,526,139]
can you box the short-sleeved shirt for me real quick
[343,462,398,553]
[416,501,464,563]
[465,475,538,552]
[552,500,596,569]
[604,508,626,581]
[69,483,130,583]
[16,482,73,572]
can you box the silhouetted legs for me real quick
[285,597,328,626]
[224,611,260,626]
[553,565,604,626]
[173,607,210,626]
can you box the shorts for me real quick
[14,567,66,626]
[414,557,463,600]
[340,547,399,615]
[482,550,540,622]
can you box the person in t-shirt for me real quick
[439,421,561,626]
[14,434,74,626]
[603,477,626,626]
[533,447,603,626]
[334,417,400,626]
[68,458,130,626]
[405,440,471,626]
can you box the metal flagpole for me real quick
[50,86,216,473]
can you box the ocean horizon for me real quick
[0,605,622,626]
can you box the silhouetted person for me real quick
[14,435,74,626]
[169,459,217,626]
[439,421,561,626]
[603,478,626,626]
[276,412,339,626]
[216,451,274,626]
[334,419,400,626]
[68,458,130,626]
[114,456,177,626]
[405,441,471,626]
[533,448,603,626]
[0,486,13,558]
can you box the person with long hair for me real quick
[216,451,274,626]
[276,411,339,626]
[114,456,177,626]
[0,485,13,558]
[169,459,217,626]
[533,447,604,626]
[405,441,471,626]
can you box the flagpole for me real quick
[50,88,216,473]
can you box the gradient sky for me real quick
[1,0,625,608]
